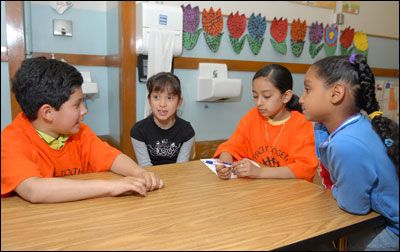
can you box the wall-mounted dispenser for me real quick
[197,63,242,102]
[80,71,98,96]
[136,2,182,56]
[53,19,72,37]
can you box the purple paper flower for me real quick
[309,22,323,44]
[181,4,200,34]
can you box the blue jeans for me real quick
[347,225,399,251]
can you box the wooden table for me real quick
[1,160,383,250]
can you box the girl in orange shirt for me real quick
[214,64,318,181]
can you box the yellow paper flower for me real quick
[353,31,368,51]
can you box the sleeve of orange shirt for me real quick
[1,130,44,195]
[284,119,319,181]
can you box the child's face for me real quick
[51,87,87,135]
[149,89,181,124]
[252,78,288,120]
[300,67,332,122]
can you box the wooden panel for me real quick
[32,52,107,66]
[194,139,226,159]
[105,54,120,67]
[98,135,120,149]
[174,57,399,77]
[119,1,136,159]
[5,1,25,119]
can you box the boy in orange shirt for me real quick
[214,64,318,181]
[1,57,163,203]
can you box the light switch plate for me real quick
[53,19,72,36]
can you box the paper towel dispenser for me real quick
[136,2,183,56]
[197,63,242,102]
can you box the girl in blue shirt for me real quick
[300,54,399,251]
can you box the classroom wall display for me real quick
[323,24,338,56]
[340,26,355,55]
[247,13,267,55]
[182,5,202,50]
[308,22,324,58]
[375,80,399,123]
[290,19,307,57]
[202,7,224,52]
[227,11,247,54]
[270,17,288,55]
[180,6,369,58]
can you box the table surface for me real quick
[1,160,382,250]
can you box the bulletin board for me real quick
[375,80,399,123]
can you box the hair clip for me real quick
[349,53,357,64]
[384,138,394,148]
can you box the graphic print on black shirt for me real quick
[147,139,181,158]
[131,115,195,166]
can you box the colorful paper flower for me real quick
[340,26,355,55]
[354,31,368,52]
[227,11,247,54]
[340,27,355,49]
[202,7,223,37]
[181,4,202,50]
[247,13,266,55]
[270,17,288,43]
[309,22,324,44]
[290,19,306,57]
[309,22,324,58]
[324,24,338,56]
[324,24,338,47]
[270,17,288,55]
[201,7,224,52]
[227,11,246,39]
[182,4,200,34]
[247,13,266,40]
[291,19,307,43]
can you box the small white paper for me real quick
[200,158,237,179]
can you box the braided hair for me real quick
[312,54,399,174]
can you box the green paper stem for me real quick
[270,39,287,55]
[247,35,264,55]
[324,44,337,56]
[340,44,354,56]
[229,35,247,54]
[309,42,324,58]
[354,48,368,57]
[290,39,305,57]
[203,32,223,53]
[183,28,203,50]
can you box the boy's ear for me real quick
[37,104,54,122]
[178,97,183,107]
[330,83,346,104]
[282,90,293,104]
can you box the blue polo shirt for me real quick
[315,114,399,237]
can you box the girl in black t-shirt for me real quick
[130,72,195,166]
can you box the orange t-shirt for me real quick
[1,113,121,196]
[214,108,318,181]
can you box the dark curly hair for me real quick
[253,64,302,113]
[312,54,399,174]
[11,57,83,121]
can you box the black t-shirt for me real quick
[130,115,195,166]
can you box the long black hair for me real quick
[312,54,399,173]
[253,64,302,113]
